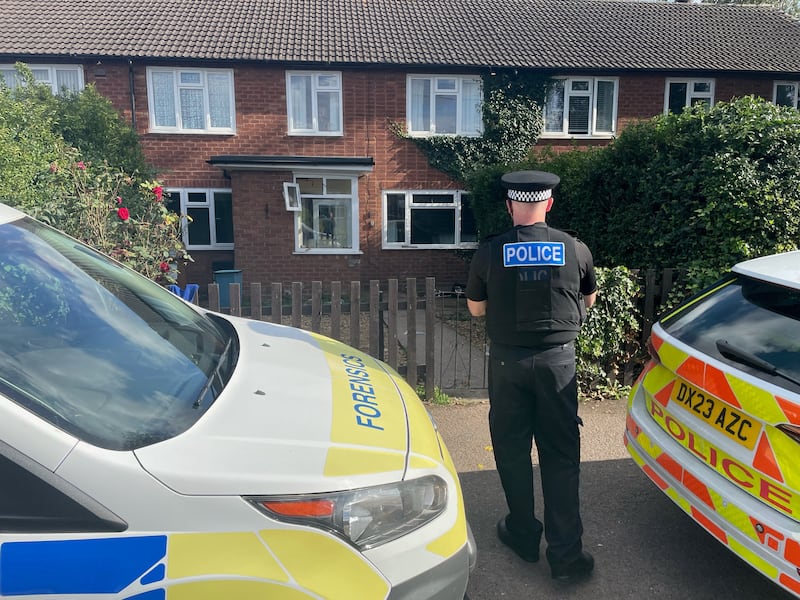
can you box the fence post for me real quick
[406,277,417,388]
[387,279,398,369]
[291,282,302,329]
[271,283,282,324]
[425,277,435,402]
[251,283,262,320]
[350,281,360,349]
[642,269,657,344]
[369,280,381,359]
[207,283,220,312]
[312,281,322,333]
[229,283,241,317]
[331,281,342,341]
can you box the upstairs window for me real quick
[294,175,358,253]
[543,77,618,137]
[665,79,714,114]
[407,75,483,136]
[0,64,83,94]
[147,68,235,134]
[775,81,800,109]
[166,189,234,250]
[287,71,343,135]
[383,190,477,249]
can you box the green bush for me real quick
[576,266,641,395]
[0,64,189,284]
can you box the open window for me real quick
[283,182,301,211]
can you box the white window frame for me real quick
[542,77,618,138]
[146,67,236,134]
[774,81,800,109]
[167,188,234,250]
[382,190,478,250]
[293,174,359,254]
[0,64,84,94]
[406,75,483,137]
[664,78,715,114]
[286,71,343,136]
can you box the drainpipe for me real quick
[128,59,136,129]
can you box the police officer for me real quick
[465,170,597,581]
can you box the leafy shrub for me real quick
[576,266,641,394]
[0,64,189,283]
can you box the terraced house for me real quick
[2,0,800,290]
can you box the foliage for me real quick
[473,97,800,302]
[701,0,800,16]
[416,384,452,405]
[0,64,189,284]
[576,266,642,391]
[392,70,548,182]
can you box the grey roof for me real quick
[1,0,800,74]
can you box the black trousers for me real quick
[488,342,583,563]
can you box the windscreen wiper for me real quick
[715,339,800,388]
[193,338,232,409]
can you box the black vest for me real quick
[486,224,584,347]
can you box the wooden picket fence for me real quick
[195,269,682,398]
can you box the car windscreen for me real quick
[0,217,237,450]
[661,275,800,392]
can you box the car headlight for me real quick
[246,474,448,550]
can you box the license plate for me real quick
[670,379,761,450]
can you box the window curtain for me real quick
[544,81,565,132]
[595,80,615,133]
[207,73,231,128]
[55,69,80,92]
[290,75,312,130]
[460,79,482,135]
[410,79,431,133]
[179,88,204,129]
[152,71,177,127]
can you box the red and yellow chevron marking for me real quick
[641,335,800,519]
[625,409,800,596]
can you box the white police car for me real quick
[0,202,475,599]
[625,251,800,597]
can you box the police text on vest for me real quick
[503,241,566,267]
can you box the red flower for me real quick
[117,207,130,221]
[159,261,170,273]
[152,186,164,202]
[116,196,123,205]
[76,161,86,170]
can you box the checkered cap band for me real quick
[507,188,552,202]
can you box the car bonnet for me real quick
[134,316,423,496]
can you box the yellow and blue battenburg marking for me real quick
[0,530,391,599]
[503,241,565,267]
[0,536,168,598]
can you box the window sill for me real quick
[383,244,479,250]
[287,131,344,137]
[539,133,615,140]
[149,129,236,136]
[293,249,363,255]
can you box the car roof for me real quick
[0,202,25,225]
[732,250,800,290]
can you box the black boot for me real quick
[549,550,594,580]
[496,516,540,562]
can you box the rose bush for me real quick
[0,64,190,284]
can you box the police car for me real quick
[0,202,475,599]
[625,251,800,597]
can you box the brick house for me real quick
[2,0,800,291]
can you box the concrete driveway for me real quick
[428,398,795,600]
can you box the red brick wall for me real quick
[83,61,780,288]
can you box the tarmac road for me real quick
[428,398,795,600]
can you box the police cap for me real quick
[501,170,560,203]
